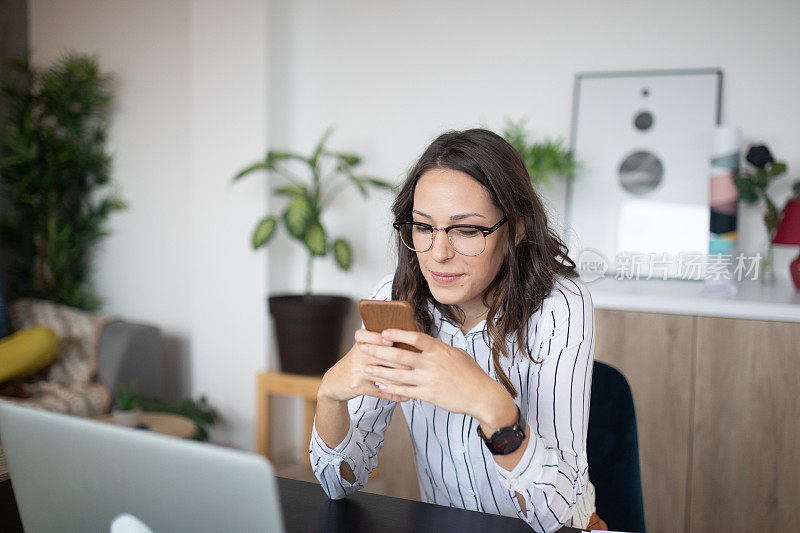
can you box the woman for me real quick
[310,129,605,532]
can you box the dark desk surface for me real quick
[277,477,584,533]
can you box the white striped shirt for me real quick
[310,273,596,532]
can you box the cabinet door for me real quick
[691,317,800,532]
[595,309,695,533]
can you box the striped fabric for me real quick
[310,273,596,532]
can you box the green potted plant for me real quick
[500,118,579,188]
[233,128,392,374]
[135,394,219,441]
[113,382,140,427]
[0,53,126,310]
[733,144,800,282]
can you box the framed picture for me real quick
[566,69,723,279]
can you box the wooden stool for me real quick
[256,371,322,466]
[255,371,381,478]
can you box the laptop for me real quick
[0,403,285,532]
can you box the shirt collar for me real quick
[427,300,488,337]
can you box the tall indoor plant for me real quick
[0,54,125,309]
[233,128,392,374]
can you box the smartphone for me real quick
[358,299,421,353]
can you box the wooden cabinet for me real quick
[594,309,800,533]
[594,310,695,533]
[691,317,800,533]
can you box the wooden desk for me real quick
[255,371,322,466]
[277,477,581,532]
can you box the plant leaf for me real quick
[363,177,394,189]
[326,151,361,167]
[310,127,335,170]
[733,176,759,204]
[346,172,368,198]
[304,221,327,256]
[756,168,771,189]
[273,184,307,197]
[265,150,308,168]
[252,216,277,249]
[769,161,787,177]
[333,238,353,271]
[232,160,271,182]
[283,195,314,239]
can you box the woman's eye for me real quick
[452,228,480,237]
[412,225,431,234]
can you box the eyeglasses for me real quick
[392,217,508,256]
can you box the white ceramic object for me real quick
[112,408,141,427]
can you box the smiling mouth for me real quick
[430,271,464,284]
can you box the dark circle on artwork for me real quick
[618,150,663,195]
[634,110,654,131]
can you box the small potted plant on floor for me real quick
[113,382,141,427]
[233,128,392,375]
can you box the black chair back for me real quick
[587,361,646,532]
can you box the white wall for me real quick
[29,0,270,449]
[29,0,194,398]
[271,0,800,297]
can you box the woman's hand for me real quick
[357,329,513,424]
[317,329,413,405]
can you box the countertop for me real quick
[587,275,800,322]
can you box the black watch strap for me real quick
[476,404,526,455]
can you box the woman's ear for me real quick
[514,217,525,245]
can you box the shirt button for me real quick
[508,478,518,490]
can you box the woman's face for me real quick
[412,167,507,325]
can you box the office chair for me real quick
[587,361,646,533]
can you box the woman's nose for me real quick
[429,229,455,262]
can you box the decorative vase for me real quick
[113,407,141,427]
[269,295,351,375]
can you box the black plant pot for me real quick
[268,295,351,375]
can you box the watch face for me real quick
[491,429,525,455]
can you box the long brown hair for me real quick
[391,128,578,398]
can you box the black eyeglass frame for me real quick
[392,216,508,256]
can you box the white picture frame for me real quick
[566,69,723,280]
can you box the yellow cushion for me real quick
[0,327,59,383]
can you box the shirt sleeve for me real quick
[310,395,398,499]
[491,276,595,532]
[309,274,397,499]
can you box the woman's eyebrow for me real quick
[412,209,486,221]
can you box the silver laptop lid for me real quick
[0,403,284,533]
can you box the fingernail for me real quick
[377,383,387,390]
[364,366,373,374]
[381,339,393,346]
[359,344,369,352]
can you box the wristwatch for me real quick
[476,404,526,455]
